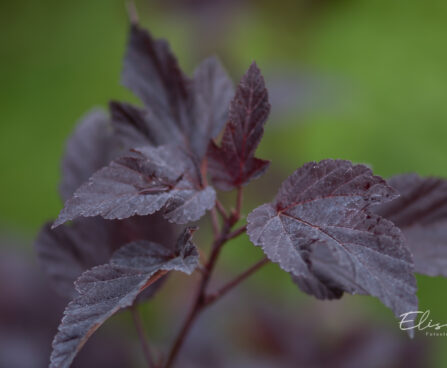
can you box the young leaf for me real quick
[375,174,447,277]
[53,145,216,228]
[207,62,271,190]
[116,25,233,158]
[247,159,418,327]
[50,227,199,368]
[60,109,117,201]
[35,215,178,298]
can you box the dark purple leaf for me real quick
[207,62,271,190]
[50,228,199,368]
[247,159,417,328]
[42,105,180,298]
[53,145,216,227]
[110,100,178,150]
[122,24,189,125]
[35,218,112,298]
[35,215,178,298]
[0,245,134,368]
[60,109,117,201]
[191,57,234,157]
[116,25,233,158]
[375,174,447,277]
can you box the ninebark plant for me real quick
[35,20,447,368]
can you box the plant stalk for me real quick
[131,306,156,368]
[204,257,269,307]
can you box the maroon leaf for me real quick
[35,215,178,298]
[53,145,215,227]
[41,106,181,298]
[49,228,199,368]
[247,159,417,328]
[122,24,189,126]
[375,174,447,277]
[60,109,118,201]
[115,25,233,158]
[35,218,113,298]
[109,101,165,149]
[0,246,135,368]
[207,62,271,190]
[191,57,234,157]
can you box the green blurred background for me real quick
[1,0,447,366]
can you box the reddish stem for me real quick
[227,224,247,240]
[131,306,156,368]
[210,208,219,238]
[164,223,231,368]
[215,199,228,221]
[164,188,252,368]
[235,186,243,218]
[204,257,269,307]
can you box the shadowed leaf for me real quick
[35,215,178,298]
[60,109,117,201]
[191,57,234,157]
[376,174,447,277]
[50,228,199,368]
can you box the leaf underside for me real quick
[247,159,418,330]
[376,174,447,277]
[50,228,199,368]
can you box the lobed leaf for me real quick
[53,145,216,228]
[376,174,447,277]
[247,159,418,328]
[207,62,271,190]
[49,228,199,368]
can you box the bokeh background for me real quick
[1,0,447,367]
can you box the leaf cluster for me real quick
[35,22,447,368]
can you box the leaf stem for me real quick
[131,306,156,368]
[227,224,247,240]
[164,222,231,368]
[164,188,253,368]
[210,208,220,239]
[215,199,228,221]
[204,257,269,307]
[235,186,243,218]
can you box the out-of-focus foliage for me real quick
[0,240,135,368]
[179,291,432,368]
